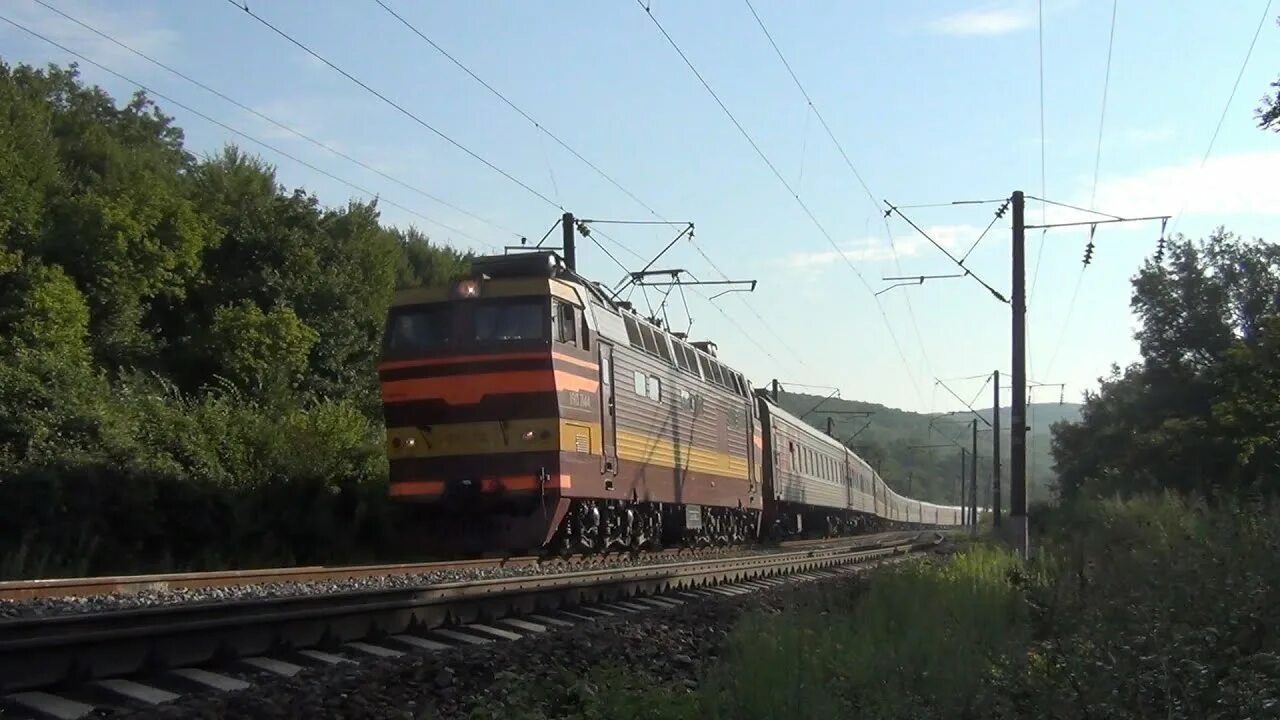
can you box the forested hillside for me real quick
[774,393,1077,506]
[0,61,469,577]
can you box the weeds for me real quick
[486,493,1280,719]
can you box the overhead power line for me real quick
[373,0,664,221]
[741,0,934,385]
[1028,0,1049,307]
[637,0,925,404]
[224,0,563,211]
[0,13,496,250]
[28,0,519,244]
[1038,2,1119,378]
[374,0,804,372]
[1168,0,1274,237]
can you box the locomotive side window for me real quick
[623,315,643,348]
[697,354,713,383]
[553,300,577,345]
[654,333,674,364]
[385,303,451,355]
[684,347,704,377]
[638,324,660,356]
[679,388,700,412]
[673,343,692,372]
[647,376,662,401]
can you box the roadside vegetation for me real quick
[468,494,1279,719]
[0,61,468,577]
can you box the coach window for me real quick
[633,370,646,396]
[553,300,577,346]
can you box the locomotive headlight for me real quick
[522,430,536,441]
[405,437,416,447]
[455,279,480,298]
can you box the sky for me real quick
[2,0,1279,417]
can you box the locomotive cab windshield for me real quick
[377,251,598,552]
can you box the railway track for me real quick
[0,531,919,603]
[0,531,940,719]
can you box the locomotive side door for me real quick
[599,343,618,475]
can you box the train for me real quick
[378,249,962,554]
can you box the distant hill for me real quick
[769,391,1081,507]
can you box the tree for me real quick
[1258,17,1280,131]
[1050,232,1280,499]
[205,301,319,396]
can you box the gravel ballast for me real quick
[110,548,946,720]
[0,532,925,620]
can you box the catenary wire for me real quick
[638,0,925,404]
[1039,1,1120,380]
[373,0,668,221]
[1028,0,1049,306]
[375,0,803,372]
[0,14,498,251]
[223,0,564,211]
[1168,0,1274,237]
[28,0,522,243]
[742,0,935,388]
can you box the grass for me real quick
[471,492,1280,719]
[694,545,1029,719]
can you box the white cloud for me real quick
[0,0,178,70]
[929,7,1032,36]
[786,225,984,270]
[1066,149,1280,223]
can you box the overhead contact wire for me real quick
[224,0,563,211]
[639,0,924,404]
[30,0,520,242]
[375,0,799,374]
[0,14,495,250]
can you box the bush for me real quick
[994,493,1280,718]
[0,377,400,578]
[508,494,1280,719]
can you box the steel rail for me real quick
[0,534,939,693]
[0,532,917,602]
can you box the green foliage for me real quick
[1051,231,1280,499]
[990,494,1280,718]
[1258,17,1280,131]
[205,301,318,395]
[0,60,465,576]
[695,547,1028,719]
[511,495,1280,719]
